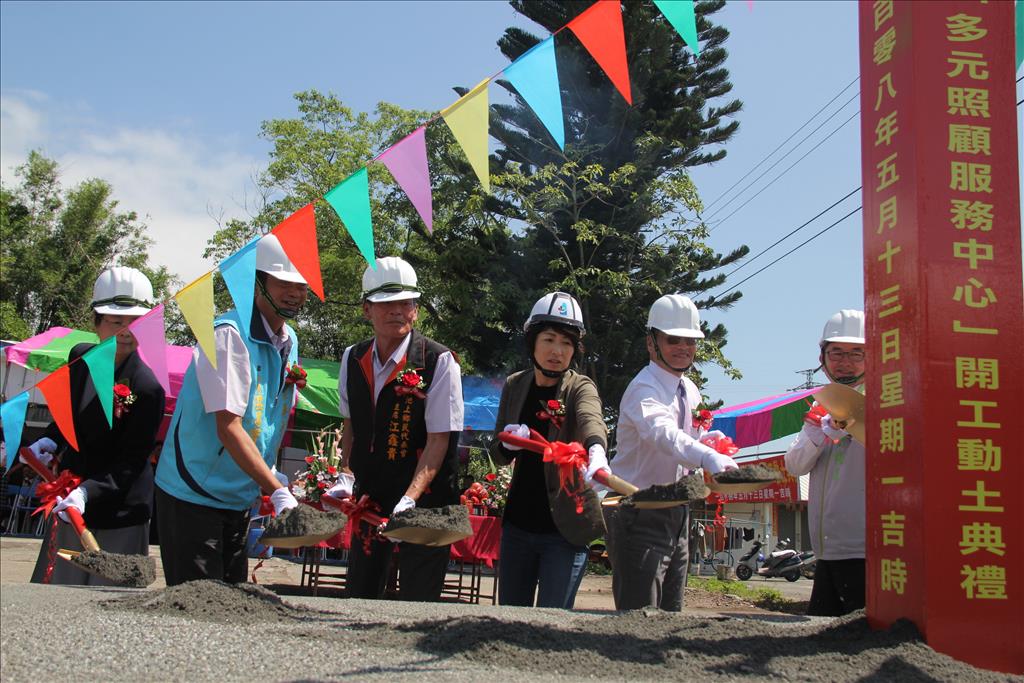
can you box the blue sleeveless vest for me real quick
[155,309,298,511]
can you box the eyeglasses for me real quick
[826,349,865,362]
[663,335,698,347]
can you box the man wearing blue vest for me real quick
[336,256,464,601]
[155,234,305,586]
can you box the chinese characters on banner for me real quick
[717,455,799,503]
[857,1,1023,674]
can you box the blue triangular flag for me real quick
[219,236,260,333]
[504,36,565,150]
[2,391,30,469]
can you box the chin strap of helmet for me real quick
[531,355,567,379]
[256,275,299,320]
[819,350,864,386]
[650,330,691,373]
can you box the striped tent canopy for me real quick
[712,388,821,448]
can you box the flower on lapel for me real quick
[537,399,566,428]
[692,407,714,431]
[395,368,428,399]
[285,364,307,389]
[113,382,136,419]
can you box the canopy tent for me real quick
[2,327,504,432]
[711,387,821,448]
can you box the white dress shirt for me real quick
[337,332,464,433]
[196,314,291,417]
[613,361,712,488]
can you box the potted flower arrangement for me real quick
[291,426,343,504]
[464,446,513,517]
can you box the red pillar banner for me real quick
[858,0,1023,674]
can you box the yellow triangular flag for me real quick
[441,78,490,193]
[174,271,217,369]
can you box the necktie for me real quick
[676,381,687,429]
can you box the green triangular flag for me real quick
[1016,0,1023,70]
[653,0,700,57]
[324,167,376,268]
[83,336,117,427]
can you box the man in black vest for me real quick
[337,256,464,601]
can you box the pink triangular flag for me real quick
[377,126,433,232]
[129,303,170,394]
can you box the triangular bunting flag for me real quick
[568,0,633,105]
[324,168,376,268]
[272,204,326,300]
[82,336,117,427]
[441,79,491,193]
[1017,0,1023,70]
[219,236,259,330]
[503,36,565,150]
[175,272,217,368]
[378,127,434,233]
[653,0,700,57]
[130,304,170,394]
[1,391,30,469]
[37,365,78,452]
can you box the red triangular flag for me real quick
[36,365,78,451]
[272,203,325,301]
[567,0,633,105]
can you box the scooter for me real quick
[736,538,803,582]
[735,539,765,581]
[798,549,817,579]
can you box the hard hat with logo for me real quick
[362,256,421,303]
[819,309,865,347]
[647,294,704,339]
[523,292,585,335]
[256,234,307,284]
[91,267,155,316]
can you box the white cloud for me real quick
[0,92,263,283]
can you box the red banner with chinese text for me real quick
[858,0,1023,674]
[718,455,799,504]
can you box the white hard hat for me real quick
[91,267,154,316]
[256,234,306,284]
[647,294,704,339]
[524,292,585,334]
[362,256,420,303]
[820,309,865,346]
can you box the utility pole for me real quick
[788,367,822,392]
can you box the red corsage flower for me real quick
[395,368,428,399]
[692,409,714,431]
[113,382,136,419]
[285,364,307,389]
[537,399,566,428]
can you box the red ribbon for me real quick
[706,492,728,527]
[258,495,275,518]
[32,471,82,518]
[335,495,385,555]
[497,429,588,514]
[703,435,740,456]
[803,400,828,427]
[535,410,565,429]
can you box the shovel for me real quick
[322,494,472,547]
[19,447,156,586]
[497,430,693,509]
[814,383,866,445]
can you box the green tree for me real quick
[0,151,178,339]
[479,0,748,413]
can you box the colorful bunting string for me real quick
[130,304,171,395]
[36,365,78,451]
[1,391,30,469]
[377,127,434,233]
[504,36,565,150]
[273,203,326,300]
[82,336,116,427]
[174,272,217,368]
[441,79,492,193]
[219,236,260,334]
[324,168,376,268]
[568,0,633,105]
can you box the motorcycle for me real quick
[736,538,803,582]
[798,549,817,579]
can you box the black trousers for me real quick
[346,520,451,601]
[155,487,250,586]
[808,558,866,616]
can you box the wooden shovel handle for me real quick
[592,469,640,496]
[18,447,99,552]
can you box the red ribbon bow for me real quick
[33,471,82,517]
[497,428,588,514]
[703,435,740,456]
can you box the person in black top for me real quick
[27,267,165,585]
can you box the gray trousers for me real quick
[603,504,689,611]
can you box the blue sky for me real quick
[2,1,1021,437]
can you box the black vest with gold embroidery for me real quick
[346,329,460,511]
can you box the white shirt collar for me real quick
[372,333,412,370]
[647,360,686,393]
[260,313,289,352]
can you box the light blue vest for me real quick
[155,309,298,511]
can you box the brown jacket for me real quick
[489,369,606,546]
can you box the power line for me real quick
[703,76,860,212]
[723,186,862,277]
[705,90,860,221]
[710,205,862,300]
[709,108,861,231]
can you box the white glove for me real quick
[326,472,355,499]
[270,466,289,489]
[270,486,298,515]
[821,414,849,442]
[54,486,87,523]
[21,437,58,468]
[693,442,739,474]
[700,430,727,445]
[584,444,610,485]
[501,423,531,451]
[392,495,416,516]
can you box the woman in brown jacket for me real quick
[489,292,607,608]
